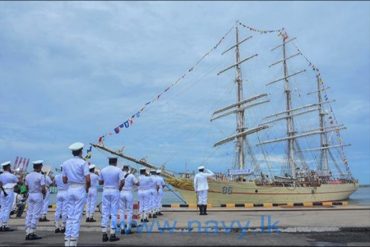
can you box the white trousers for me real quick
[55,190,68,227]
[0,190,14,226]
[25,192,43,231]
[148,189,156,212]
[138,190,150,214]
[41,189,50,216]
[65,186,86,240]
[119,191,133,230]
[197,190,208,205]
[156,189,163,210]
[86,188,97,218]
[101,189,119,233]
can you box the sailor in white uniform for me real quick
[137,168,152,222]
[86,164,99,223]
[193,166,215,216]
[62,142,91,247]
[99,157,121,242]
[54,165,69,233]
[119,165,139,234]
[40,171,53,222]
[25,160,46,240]
[148,170,159,219]
[0,161,18,231]
[155,170,166,216]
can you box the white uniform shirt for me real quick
[150,175,159,190]
[55,174,68,191]
[90,173,99,189]
[157,176,166,189]
[138,175,153,190]
[121,172,138,191]
[44,175,52,187]
[25,171,46,193]
[62,157,89,184]
[0,171,18,188]
[99,166,122,189]
[193,169,215,192]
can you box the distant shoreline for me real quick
[359,184,370,188]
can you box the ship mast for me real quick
[212,22,269,172]
[235,25,246,169]
[282,32,297,178]
[316,74,329,175]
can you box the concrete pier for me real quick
[1,206,369,246]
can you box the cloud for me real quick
[0,2,369,184]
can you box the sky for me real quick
[0,1,369,184]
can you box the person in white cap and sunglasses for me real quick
[86,163,99,223]
[0,161,18,232]
[62,142,91,247]
[193,165,214,216]
[54,164,68,233]
[24,160,46,240]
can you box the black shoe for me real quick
[152,214,157,218]
[204,205,208,215]
[44,218,50,222]
[144,219,149,223]
[120,229,125,235]
[2,226,14,232]
[30,233,42,240]
[90,218,96,222]
[140,219,144,222]
[55,228,61,233]
[148,214,152,219]
[61,227,66,233]
[0,226,3,232]
[157,212,163,216]
[102,233,108,242]
[109,234,120,242]
[200,205,205,215]
[86,217,90,222]
[25,234,31,240]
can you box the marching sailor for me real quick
[193,166,214,216]
[99,157,121,242]
[155,170,166,216]
[86,164,99,223]
[24,160,46,240]
[137,168,152,222]
[40,171,52,222]
[0,161,18,231]
[54,165,68,233]
[119,165,139,234]
[62,142,91,247]
[148,170,159,219]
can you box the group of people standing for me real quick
[0,142,166,246]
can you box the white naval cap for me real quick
[89,164,96,169]
[1,161,11,167]
[156,169,161,174]
[32,160,44,165]
[68,142,84,151]
[198,165,205,170]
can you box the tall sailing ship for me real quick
[93,22,358,205]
